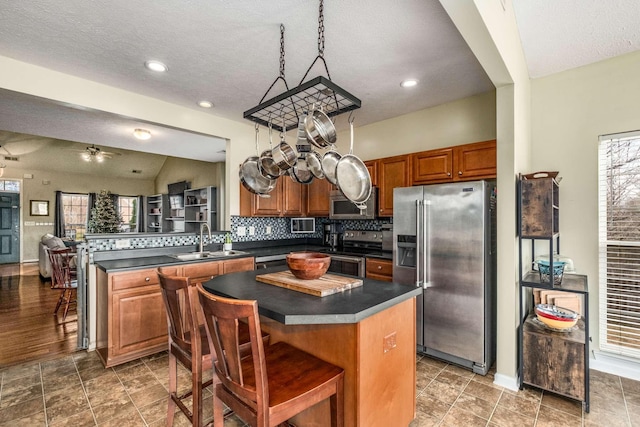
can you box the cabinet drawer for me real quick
[366,258,393,281]
[182,261,220,283]
[222,257,255,274]
[111,268,160,291]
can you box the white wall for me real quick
[530,50,640,353]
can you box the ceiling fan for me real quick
[76,145,120,163]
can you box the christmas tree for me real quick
[88,190,122,233]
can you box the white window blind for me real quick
[599,131,640,359]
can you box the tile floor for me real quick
[412,353,640,427]
[1,349,638,426]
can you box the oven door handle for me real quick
[329,254,364,263]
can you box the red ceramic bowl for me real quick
[286,252,331,280]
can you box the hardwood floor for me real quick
[0,263,78,368]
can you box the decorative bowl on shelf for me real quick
[537,260,566,285]
[535,304,579,330]
[286,252,331,280]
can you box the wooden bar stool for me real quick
[157,271,269,426]
[47,247,77,320]
[196,282,344,427]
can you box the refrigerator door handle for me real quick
[415,200,423,288]
[423,200,431,289]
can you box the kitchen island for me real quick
[202,267,421,427]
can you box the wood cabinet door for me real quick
[182,260,221,284]
[364,160,378,187]
[411,148,453,185]
[305,177,333,216]
[111,285,168,358]
[378,155,410,217]
[281,178,303,216]
[454,140,496,181]
[253,179,282,216]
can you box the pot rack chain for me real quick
[243,0,360,133]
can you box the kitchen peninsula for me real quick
[202,268,422,427]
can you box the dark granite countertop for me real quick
[202,267,422,325]
[95,252,253,273]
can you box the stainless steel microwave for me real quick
[329,188,377,220]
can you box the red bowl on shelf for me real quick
[286,252,331,280]
[535,304,579,329]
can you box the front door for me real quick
[0,192,20,264]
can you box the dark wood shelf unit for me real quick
[517,174,590,412]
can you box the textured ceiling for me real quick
[512,0,640,78]
[0,0,638,177]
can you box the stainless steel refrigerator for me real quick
[393,180,496,375]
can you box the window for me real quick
[598,131,640,359]
[62,193,89,240]
[118,196,138,232]
[0,180,20,192]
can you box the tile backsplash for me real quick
[229,216,392,242]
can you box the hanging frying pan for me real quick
[335,118,372,208]
[258,122,283,179]
[306,150,325,179]
[290,156,314,184]
[271,115,297,171]
[240,125,277,196]
[322,145,341,186]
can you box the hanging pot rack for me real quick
[243,0,361,133]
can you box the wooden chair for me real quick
[196,282,345,427]
[47,247,77,320]
[157,271,269,426]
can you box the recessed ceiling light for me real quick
[198,100,213,108]
[400,79,419,88]
[133,128,152,140]
[144,60,168,72]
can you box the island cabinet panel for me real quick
[366,258,392,282]
[259,297,416,427]
[305,177,333,216]
[96,268,168,368]
[378,154,410,217]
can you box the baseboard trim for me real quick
[591,351,640,380]
[494,373,519,391]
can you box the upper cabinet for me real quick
[411,140,496,185]
[364,160,378,188]
[378,155,411,217]
[305,178,333,217]
[411,148,453,183]
[240,177,304,217]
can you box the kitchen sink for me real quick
[169,250,248,261]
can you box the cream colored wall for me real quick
[333,91,497,160]
[154,157,223,193]
[530,50,640,352]
[5,168,154,262]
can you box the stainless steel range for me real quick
[324,229,384,278]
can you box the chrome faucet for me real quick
[199,222,212,254]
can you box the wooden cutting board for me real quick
[256,271,363,297]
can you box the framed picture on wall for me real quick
[30,200,49,216]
